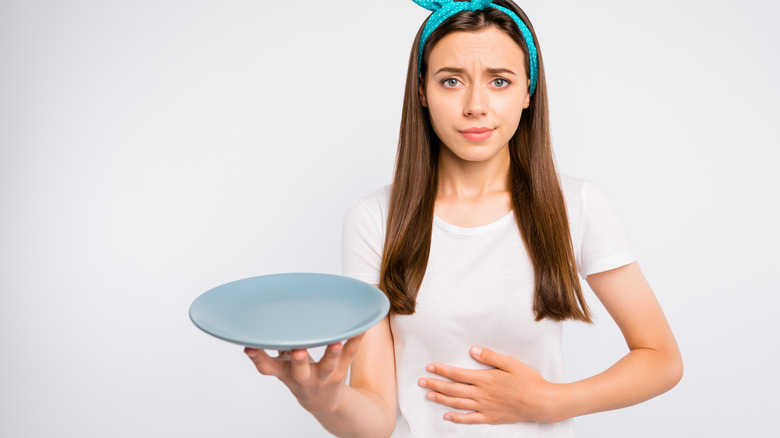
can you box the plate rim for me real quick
[189,272,389,350]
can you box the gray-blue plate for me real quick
[189,273,389,350]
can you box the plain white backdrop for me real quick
[1,0,778,436]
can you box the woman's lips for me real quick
[459,127,494,142]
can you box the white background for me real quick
[1,0,778,436]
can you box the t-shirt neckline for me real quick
[433,210,515,235]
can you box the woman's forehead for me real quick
[428,28,526,72]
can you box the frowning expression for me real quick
[421,27,530,164]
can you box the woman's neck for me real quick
[436,145,511,199]
[434,145,513,227]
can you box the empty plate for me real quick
[189,273,389,350]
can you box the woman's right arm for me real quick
[245,313,396,438]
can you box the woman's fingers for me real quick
[247,333,368,383]
[420,376,479,411]
[340,333,366,362]
[242,334,373,416]
[316,332,366,378]
[290,349,313,381]
[317,343,344,377]
[244,347,283,376]
[426,363,479,385]
[425,390,478,411]
[419,377,474,399]
[444,411,489,424]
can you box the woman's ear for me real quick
[523,79,531,109]
[419,83,428,108]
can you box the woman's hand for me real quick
[244,333,365,415]
[418,345,562,424]
[242,316,396,437]
[421,263,683,426]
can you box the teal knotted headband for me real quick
[412,0,538,96]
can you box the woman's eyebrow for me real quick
[433,66,518,76]
[486,67,517,76]
[434,67,466,75]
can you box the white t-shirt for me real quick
[341,175,636,438]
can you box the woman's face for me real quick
[421,27,530,165]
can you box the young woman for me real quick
[245,1,683,436]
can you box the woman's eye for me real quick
[442,78,460,88]
[492,78,510,88]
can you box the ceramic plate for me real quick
[189,273,389,350]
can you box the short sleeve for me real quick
[341,199,384,285]
[576,181,637,278]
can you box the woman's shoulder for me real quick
[558,173,611,224]
[558,174,614,214]
[344,184,392,230]
[558,175,636,276]
[558,173,589,206]
[352,184,392,214]
[359,183,392,205]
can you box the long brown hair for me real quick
[380,0,591,322]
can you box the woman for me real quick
[245,1,682,436]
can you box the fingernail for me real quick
[471,346,482,357]
[245,349,257,358]
[418,379,427,388]
[426,392,435,400]
[427,364,435,372]
[444,414,452,421]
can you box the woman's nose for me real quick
[463,85,488,118]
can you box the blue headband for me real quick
[412,0,538,96]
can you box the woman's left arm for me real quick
[550,261,683,421]
[420,261,683,424]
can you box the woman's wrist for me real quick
[544,382,576,424]
[299,383,349,416]
[311,385,396,438]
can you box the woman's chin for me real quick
[440,143,510,165]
